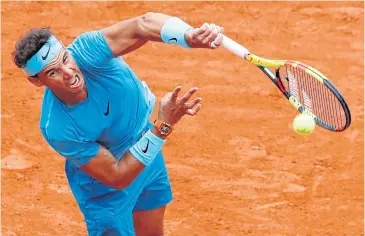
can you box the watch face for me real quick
[160,124,171,134]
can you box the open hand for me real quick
[158,86,202,126]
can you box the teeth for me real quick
[70,75,79,88]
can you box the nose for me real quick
[62,65,74,79]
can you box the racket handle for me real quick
[222,35,250,59]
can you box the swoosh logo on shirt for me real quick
[104,100,110,116]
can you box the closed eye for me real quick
[63,53,68,63]
[48,70,56,77]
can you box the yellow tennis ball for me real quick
[293,114,316,134]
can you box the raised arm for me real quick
[102,12,224,57]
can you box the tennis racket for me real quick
[221,35,351,132]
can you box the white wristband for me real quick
[129,130,165,166]
[160,17,193,48]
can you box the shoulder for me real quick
[66,30,114,69]
[68,30,106,49]
[39,89,78,141]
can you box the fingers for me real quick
[170,86,182,101]
[193,23,224,49]
[159,86,202,124]
[204,24,220,45]
[211,32,224,48]
[186,104,202,116]
[185,97,202,109]
[195,23,212,41]
[191,23,208,40]
[179,87,199,103]
[182,91,202,116]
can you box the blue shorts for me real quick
[65,151,172,236]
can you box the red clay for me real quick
[1,2,364,235]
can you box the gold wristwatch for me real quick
[154,120,173,137]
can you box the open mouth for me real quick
[69,74,81,88]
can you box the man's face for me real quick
[36,48,85,94]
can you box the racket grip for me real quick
[222,35,250,59]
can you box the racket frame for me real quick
[222,35,351,132]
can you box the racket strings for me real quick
[280,65,346,130]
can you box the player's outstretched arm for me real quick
[81,86,202,189]
[102,12,224,57]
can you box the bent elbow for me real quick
[140,12,155,24]
[136,12,157,38]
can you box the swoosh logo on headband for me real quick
[42,45,51,60]
[168,38,177,44]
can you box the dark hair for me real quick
[12,28,52,71]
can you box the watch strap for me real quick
[154,120,173,137]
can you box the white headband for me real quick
[23,35,63,76]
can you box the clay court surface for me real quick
[1,1,364,235]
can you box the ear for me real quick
[27,76,44,87]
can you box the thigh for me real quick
[132,155,172,236]
[133,206,166,236]
[133,152,173,212]
[86,210,135,236]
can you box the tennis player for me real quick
[12,12,223,235]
